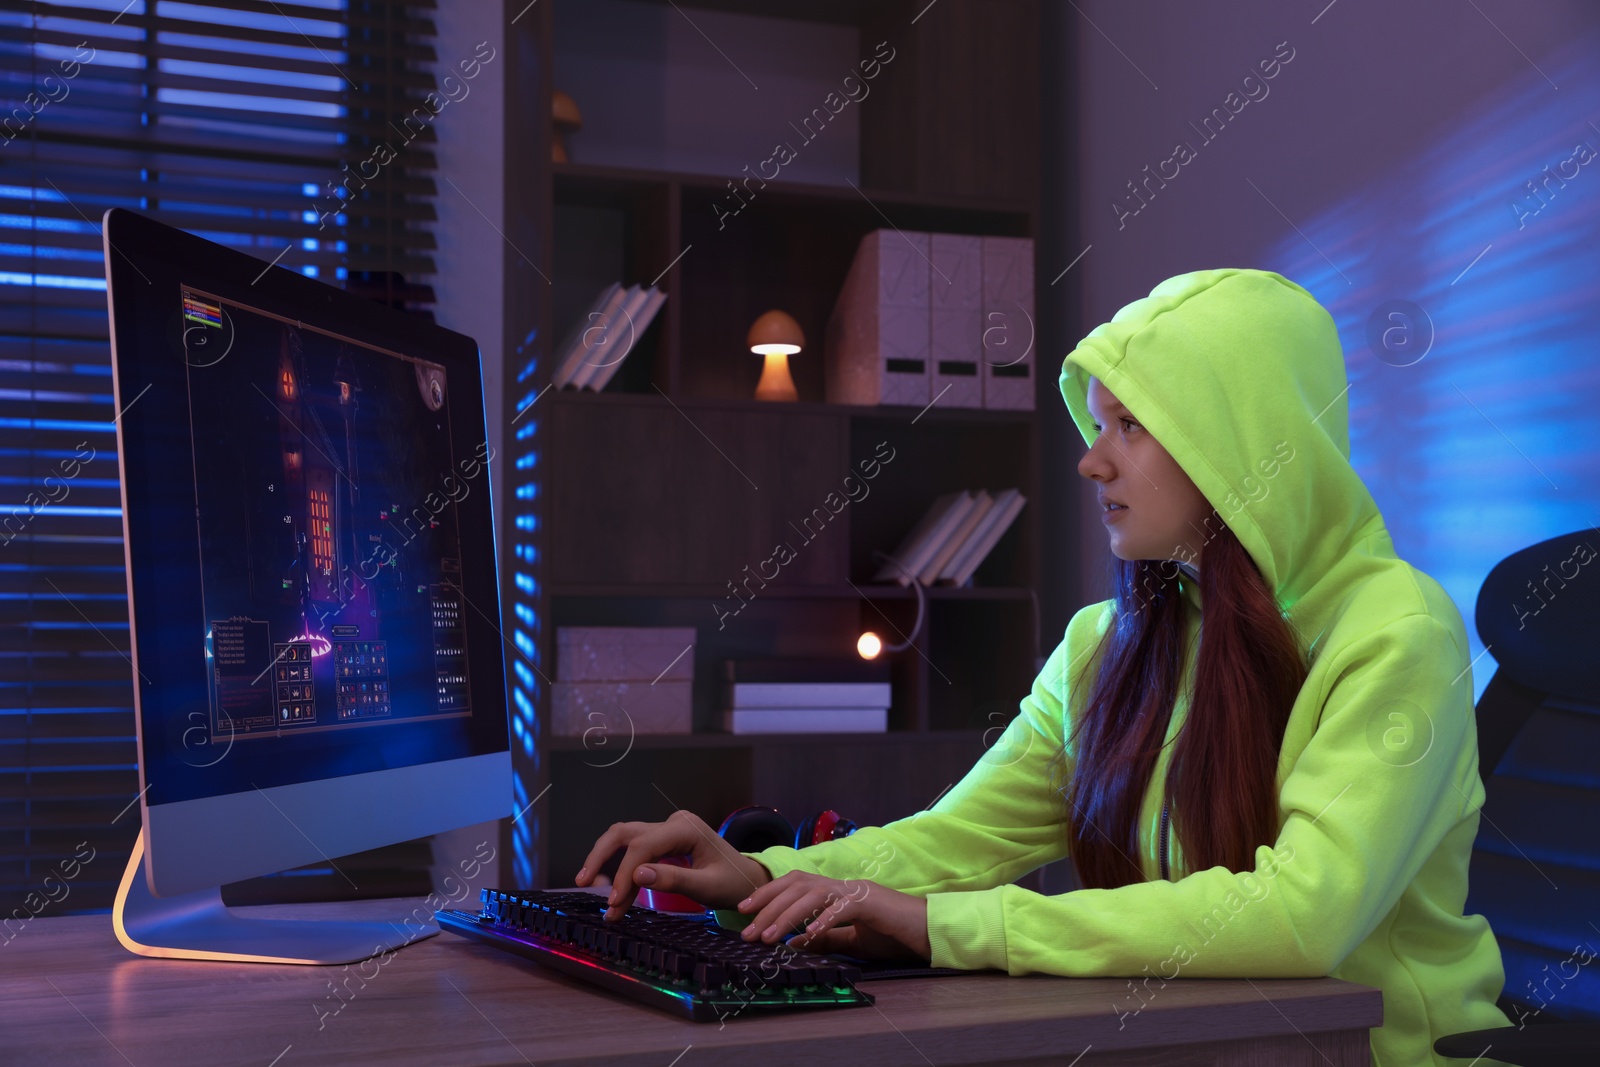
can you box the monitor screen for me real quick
[175,286,486,790]
[107,210,509,846]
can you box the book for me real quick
[721,707,888,734]
[586,286,667,391]
[553,282,626,388]
[919,488,992,584]
[903,491,981,582]
[938,488,1018,583]
[871,490,973,586]
[552,282,619,388]
[569,283,646,390]
[942,489,1027,586]
[726,681,892,709]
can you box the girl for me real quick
[577,268,1512,1066]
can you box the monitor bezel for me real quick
[103,207,512,896]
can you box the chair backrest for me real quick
[1467,529,1600,1024]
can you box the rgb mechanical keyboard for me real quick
[436,889,875,1022]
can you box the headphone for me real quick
[717,804,859,853]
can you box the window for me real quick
[1,0,440,916]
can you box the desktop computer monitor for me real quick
[101,208,512,964]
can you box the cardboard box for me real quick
[825,229,932,407]
[551,680,692,737]
[980,235,1036,410]
[930,233,984,408]
[826,230,1036,411]
[555,626,696,683]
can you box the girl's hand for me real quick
[735,871,931,963]
[576,809,773,921]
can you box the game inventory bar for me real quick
[335,640,391,720]
[273,641,318,724]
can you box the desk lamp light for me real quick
[748,309,803,402]
[857,550,929,660]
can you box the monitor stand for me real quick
[113,829,439,964]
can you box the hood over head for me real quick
[1059,268,1388,645]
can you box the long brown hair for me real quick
[1051,520,1308,889]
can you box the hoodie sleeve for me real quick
[729,604,1110,929]
[921,611,1482,977]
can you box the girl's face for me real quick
[1077,376,1215,568]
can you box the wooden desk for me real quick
[3,896,1382,1066]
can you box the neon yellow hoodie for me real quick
[738,269,1513,1066]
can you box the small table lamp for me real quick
[748,309,803,402]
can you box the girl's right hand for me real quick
[575,808,774,921]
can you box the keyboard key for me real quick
[778,964,814,987]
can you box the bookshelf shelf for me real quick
[546,728,989,752]
[547,582,1035,602]
[516,0,1046,889]
[554,159,1035,217]
[550,176,1036,402]
[543,387,1036,424]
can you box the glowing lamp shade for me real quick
[747,309,804,402]
[857,631,883,660]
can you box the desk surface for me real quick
[4,894,1383,1066]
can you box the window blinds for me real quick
[0,0,439,917]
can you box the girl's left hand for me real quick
[734,871,931,963]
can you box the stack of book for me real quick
[720,658,891,734]
[552,281,668,390]
[871,488,1027,587]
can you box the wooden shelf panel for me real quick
[545,387,1035,423]
[623,0,890,29]
[546,396,850,588]
[553,160,1035,218]
[548,581,1033,601]
[927,598,1043,732]
[546,728,987,751]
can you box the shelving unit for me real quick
[507,0,1045,889]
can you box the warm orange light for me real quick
[309,487,333,574]
[748,309,803,402]
[856,631,883,660]
[755,351,798,402]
